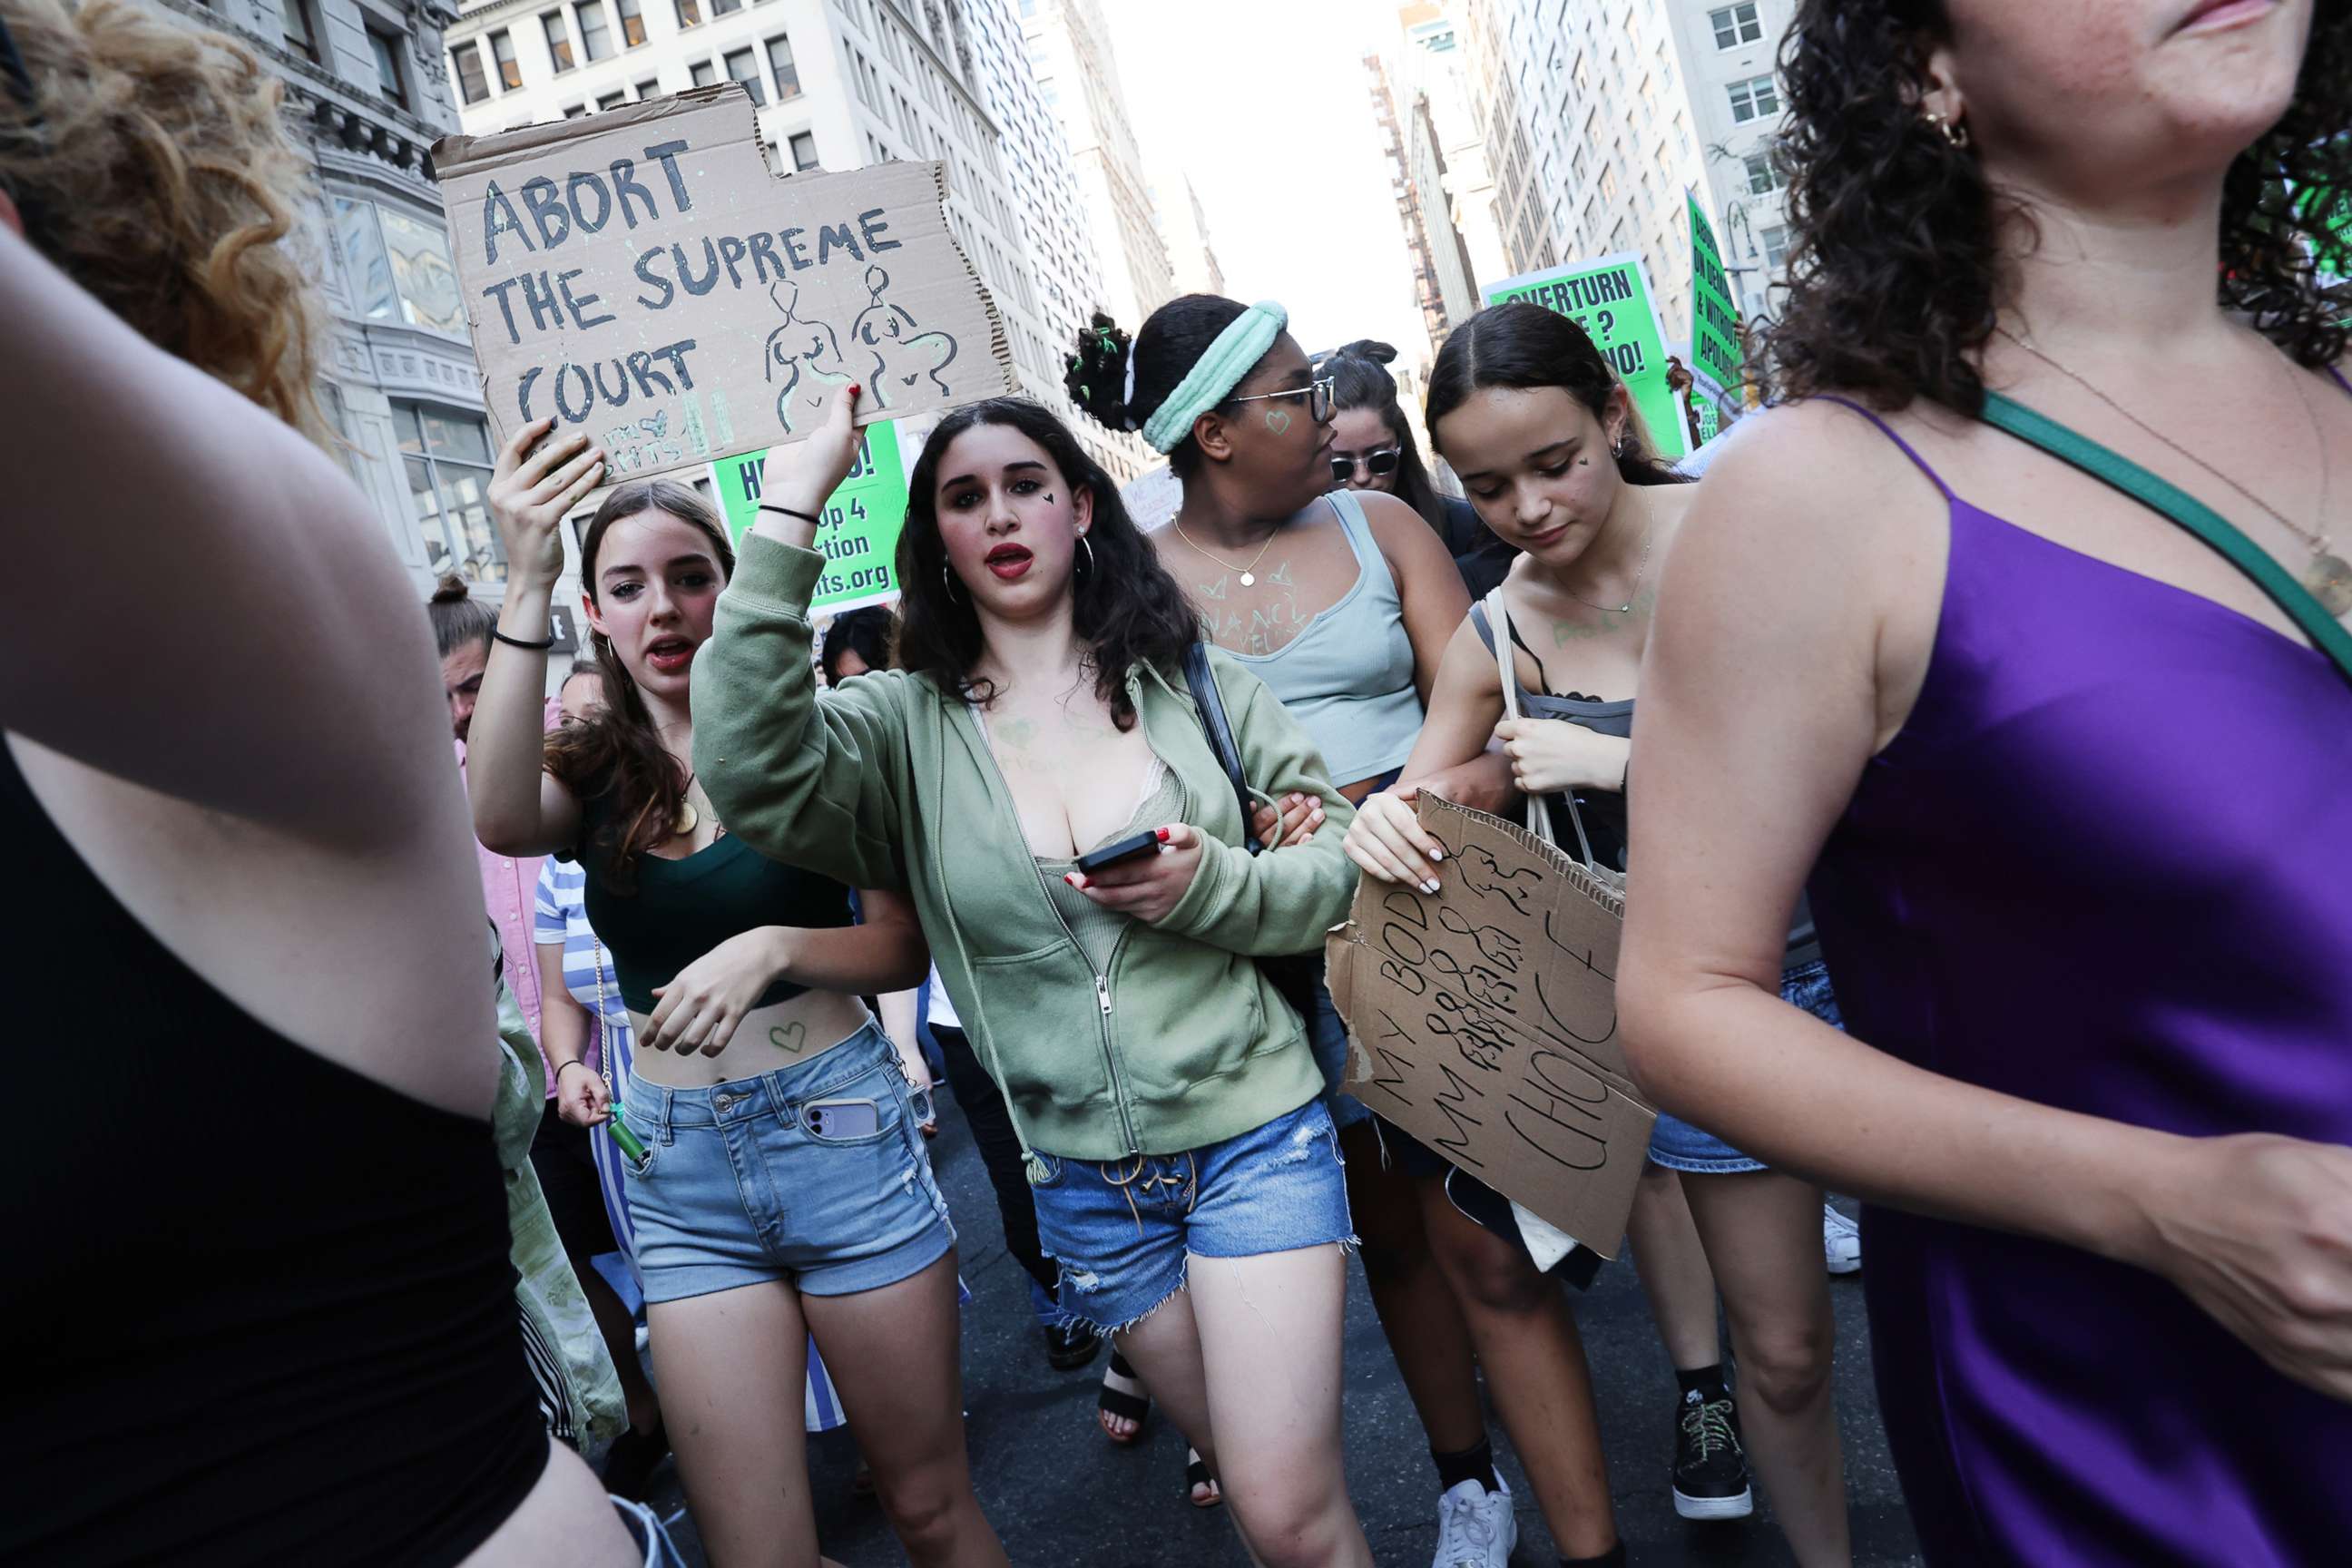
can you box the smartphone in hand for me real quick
[1074,829,1161,875]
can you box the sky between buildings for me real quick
[1096,0,1436,370]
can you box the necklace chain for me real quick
[1995,326,2335,557]
[1558,494,1655,615]
[1171,519,1279,585]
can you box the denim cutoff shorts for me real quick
[1028,1096,1355,1334]
[617,1022,956,1304]
[1645,958,1845,1174]
[1306,977,1374,1133]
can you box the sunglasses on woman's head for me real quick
[1330,446,1401,485]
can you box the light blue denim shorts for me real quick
[1646,958,1845,1174]
[1306,976,1374,1132]
[617,1022,956,1303]
[1028,1097,1355,1333]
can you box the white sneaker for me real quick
[1824,1203,1862,1275]
[1431,1473,1517,1568]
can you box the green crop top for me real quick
[573,793,855,1014]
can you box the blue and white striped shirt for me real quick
[533,858,632,1076]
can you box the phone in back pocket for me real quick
[802,1096,882,1141]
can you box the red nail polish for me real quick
[1155,827,1171,842]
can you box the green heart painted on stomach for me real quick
[769,1022,808,1053]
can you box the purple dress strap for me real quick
[1808,395,1957,500]
[2328,364,2352,399]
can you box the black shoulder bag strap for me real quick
[1182,641,1267,853]
[1978,390,2352,688]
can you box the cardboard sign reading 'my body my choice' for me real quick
[433,88,1013,483]
[1327,795,1656,1256]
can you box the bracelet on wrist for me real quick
[493,624,555,652]
[555,1058,593,1080]
[757,501,825,526]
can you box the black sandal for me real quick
[1185,1447,1221,1509]
[1096,1349,1150,1446]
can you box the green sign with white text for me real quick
[1485,252,1687,457]
[712,420,908,614]
[1686,192,1743,446]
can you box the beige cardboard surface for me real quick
[433,87,1014,483]
[1329,795,1655,1255]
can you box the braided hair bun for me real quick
[1065,311,1139,432]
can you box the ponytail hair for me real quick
[1426,302,1684,486]
[1066,295,1259,478]
[1321,338,1451,529]
[542,478,734,891]
[425,573,496,661]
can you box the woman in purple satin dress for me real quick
[1618,3,2352,1564]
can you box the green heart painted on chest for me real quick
[769,1022,808,1054]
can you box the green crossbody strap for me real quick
[1977,390,2352,687]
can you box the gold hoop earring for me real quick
[1923,110,1971,150]
[1077,534,1096,580]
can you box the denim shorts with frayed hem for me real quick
[1306,976,1374,1132]
[1028,1096,1355,1334]
[618,1023,956,1304]
[1645,958,1845,1175]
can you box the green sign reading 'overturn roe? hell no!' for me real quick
[1485,251,1686,458]
[713,420,908,616]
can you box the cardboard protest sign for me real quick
[1486,251,1687,458]
[432,87,1014,485]
[1686,193,1743,446]
[1326,795,1655,1255]
[710,421,909,614]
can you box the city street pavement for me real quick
[644,1088,1923,1567]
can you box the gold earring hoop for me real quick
[1923,110,1971,150]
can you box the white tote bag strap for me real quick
[1483,584,1608,870]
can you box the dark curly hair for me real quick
[543,478,734,893]
[1322,338,1451,530]
[893,397,1200,730]
[1426,301,1686,487]
[1065,296,1259,478]
[1768,0,2352,414]
[818,604,895,684]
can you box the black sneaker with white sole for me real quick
[1671,1388,1754,1521]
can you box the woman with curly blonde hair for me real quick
[0,3,634,1563]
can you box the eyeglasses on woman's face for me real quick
[1229,376,1335,427]
[1329,446,1401,485]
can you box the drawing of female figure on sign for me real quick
[764,279,854,435]
[850,262,959,407]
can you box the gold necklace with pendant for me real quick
[673,773,718,838]
[1999,327,2352,617]
[1172,519,1280,587]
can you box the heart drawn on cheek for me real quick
[1265,407,1292,436]
[769,1022,808,1054]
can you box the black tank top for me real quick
[0,738,548,1564]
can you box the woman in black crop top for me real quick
[468,450,1005,1567]
[0,5,632,1563]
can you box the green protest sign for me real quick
[1485,251,1687,457]
[1686,192,1743,446]
[712,419,907,614]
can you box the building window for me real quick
[1600,162,1617,201]
[1760,222,1789,267]
[723,47,763,104]
[563,103,589,117]
[542,11,575,73]
[367,24,409,108]
[397,404,505,586]
[789,131,819,171]
[766,33,800,99]
[333,198,467,336]
[674,0,702,30]
[635,76,660,98]
[574,1,612,62]
[596,89,628,109]
[1710,3,1763,49]
[279,0,319,62]
[1726,73,1779,122]
[1744,150,1780,194]
[453,42,491,103]
[711,0,741,14]
[489,29,522,89]
[616,0,648,47]
[690,58,718,87]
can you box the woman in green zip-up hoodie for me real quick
[696,386,1376,1567]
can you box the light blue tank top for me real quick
[1223,490,1423,785]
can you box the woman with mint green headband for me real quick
[1071,298,1543,1568]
